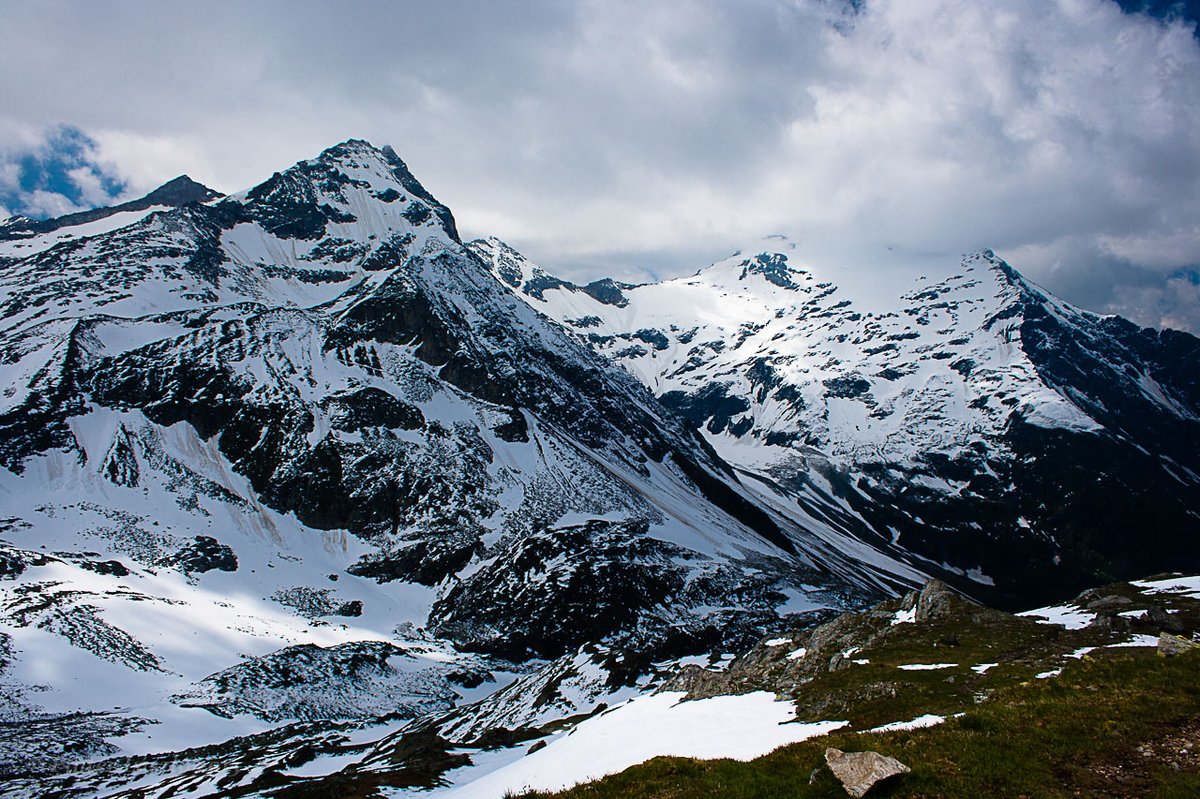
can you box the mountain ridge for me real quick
[0,174,221,240]
[474,235,1200,608]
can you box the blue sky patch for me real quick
[1117,1,1200,28]
[0,125,127,219]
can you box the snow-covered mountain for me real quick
[474,236,1200,608]
[3,136,1197,797]
[0,141,919,793]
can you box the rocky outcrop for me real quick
[162,536,238,574]
[665,579,990,699]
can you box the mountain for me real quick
[3,136,1198,797]
[0,141,917,792]
[472,236,1200,608]
[0,175,221,251]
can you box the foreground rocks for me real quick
[1158,633,1200,657]
[825,747,911,797]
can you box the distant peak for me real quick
[142,175,221,206]
[0,173,222,240]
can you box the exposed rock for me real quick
[100,425,140,488]
[1088,610,1132,633]
[171,640,490,722]
[1147,603,1186,634]
[906,578,985,623]
[0,551,25,580]
[1158,633,1200,657]
[663,578,1016,708]
[1086,595,1134,612]
[77,559,131,577]
[825,747,911,797]
[162,536,238,574]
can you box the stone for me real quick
[1158,633,1200,657]
[1086,595,1133,612]
[825,747,911,797]
[1148,604,1186,633]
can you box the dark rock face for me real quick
[323,388,424,432]
[660,383,751,435]
[100,425,140,487]
[163,536,238,574]
[428,519,794,661]
[739,251,800,290]
[0,551,26,580]
[349,532,484,588]
[580,278,634,307]
[77,559,131,578]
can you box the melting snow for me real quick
[1110,634,1161,648]
[867,714,946,733]
[1018,604,1094,630]
[1132,575,1200,597]
[897,663,957,671]
[429,691,846,798]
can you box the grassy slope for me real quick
[519,648,1200,798]
[516,578,1200,799]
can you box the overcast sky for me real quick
[2,0,1199,331]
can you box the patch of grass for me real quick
[517,648,1200,798]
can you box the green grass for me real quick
[516,648,1200,798]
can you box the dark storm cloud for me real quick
[1,0,1197,331]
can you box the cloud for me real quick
[0,0,1197,331]
[0,124,127,218]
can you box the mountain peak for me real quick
[141,174,222,206]
[238,138,461,243]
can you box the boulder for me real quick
[1086,595,1133,612]
[1158,633,1200,657]
[825,747,911,797]
[1147,604,1186,634]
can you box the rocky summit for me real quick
[0,139,1198,798]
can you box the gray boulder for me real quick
[825,747,911,797]
[1158,633,1200,657]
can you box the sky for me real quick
[1,0,1199,332]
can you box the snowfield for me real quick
[418,692,847,799]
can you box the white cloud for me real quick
[0,0,1197,329]
[18,189,85,218]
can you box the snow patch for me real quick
[431,691,846,798]
[867,714,946,733]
